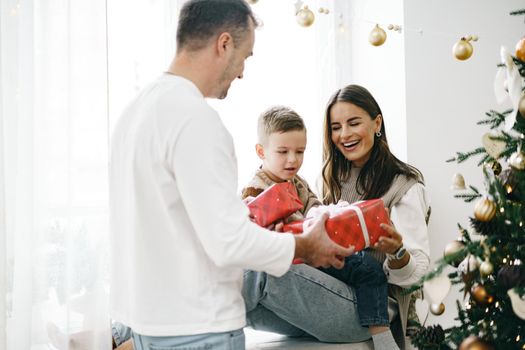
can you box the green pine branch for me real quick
[447,147,486,163]
[477,109,512,129]
[453,185,481,202]
[510,9,525,15]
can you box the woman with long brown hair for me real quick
[321,84,431,345]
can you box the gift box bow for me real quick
[247,182,304,227]
[283,198,390,253]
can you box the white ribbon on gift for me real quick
[305,201,371,247]
[347,203,370,248]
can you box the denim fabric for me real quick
[320,251,389,327]
[112,320,133,346]
[242,264,371,343]
[131,329,245,350]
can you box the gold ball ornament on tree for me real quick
[296,6,315,27]
[246,0,258,4]
[429,302,445,315]
[515,36,525,62]
[471,284,494,305]
[453,37,473,60]
[444,240,466,267]
[508,150,525,170]
[459,335,495,350]
[479,260,494,277]
[474,197,497,222]
[484,160,502,176]
[369,24,386,46]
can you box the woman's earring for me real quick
[375,131,382,137]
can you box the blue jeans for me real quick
[320,251,389,327]
[242,264,371,343]
[127,329,244,350]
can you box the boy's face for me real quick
[256,130,307,182]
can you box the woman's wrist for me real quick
[387,249,410,269]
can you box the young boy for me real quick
[242,106,399,350]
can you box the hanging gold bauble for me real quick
[246,0,258,4]
[474,198,497,222]
[488,160,502,176]
[509,150,525,170]
[516,36,525,62]
[453,38,473,60]
[369,24,387,46]
[429,302,445,315]
[451,173,467,190]
[479,260,494,277]
[471,284,494,305]
[459,335,495,350]
[443,240,466,267]
[296,6,315,27]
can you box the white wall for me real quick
[339,0,408,161]
[345,0,524,327]
[404,0,524,326]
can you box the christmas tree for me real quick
[410,10,525,350]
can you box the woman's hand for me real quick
[375,223,411,269]
[374,223,403,254]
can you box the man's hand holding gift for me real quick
[245,183,353,269]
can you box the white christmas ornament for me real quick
[508,289,525,320]
[415,298,430,325]
[495,47,523,130]
[423,274,451,305]
[482,132,506,159]
[451,173,466,190]
[458,254,480,274]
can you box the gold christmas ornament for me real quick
[453,37,474,60]
[369,24,386,46]
[485,160,502,176]
[474,197,497,222]
[480,260,494,277]
[471,284,494,305]
[246,0,258,4]
[451,173,467,190]
[516,36,525,62]
[459,335,495,350]
[509,150,525,170]
[443,240,466,267]
[296,6,315,27]
[429,302,445,315]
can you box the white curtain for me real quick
[0,0,343,348]
[1,0,111,348]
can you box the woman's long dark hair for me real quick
[321,84,422,204]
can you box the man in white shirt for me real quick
[109,1,353,349]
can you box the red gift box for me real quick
[247,182,304,227]
[283,199,390,253]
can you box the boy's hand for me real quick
[266,219,284,232]
[294,213,354,269]
[242,196,255,205]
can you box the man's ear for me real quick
[216,32,233,57]
[255,144,265,160]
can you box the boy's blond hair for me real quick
[257,106,306,144]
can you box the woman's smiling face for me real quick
[329,101,382,167]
